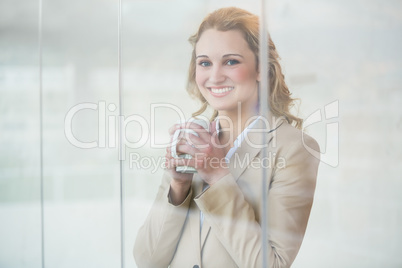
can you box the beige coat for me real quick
[134,117,320,268]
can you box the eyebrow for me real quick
[223,53,244,58]
[196,53,244,59]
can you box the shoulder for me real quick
[269,121,320,192]
[274,120,320,158]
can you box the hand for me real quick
[164,124,194,205]
[168,121,230,186]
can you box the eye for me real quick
[226,59,240,66]
[198,61,211,67]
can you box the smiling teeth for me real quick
[210,87,234,94]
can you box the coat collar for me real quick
[226,115,286,181]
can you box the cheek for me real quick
[231,66,257,83]
[195,68,206,86]
[195,68,209,100]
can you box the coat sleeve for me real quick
[133,172,193,268]
[194,135,320,268]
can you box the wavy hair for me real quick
[186,7,302,129]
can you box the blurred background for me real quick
[0,0,401,267]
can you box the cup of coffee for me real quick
[171,118,209,173]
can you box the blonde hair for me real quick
[186,7,303,129]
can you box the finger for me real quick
[167,143,176,155]
[170,133,205,151]
[179,133,209,149]
[165,153,175,168]
[178,122,211,141]
[178,121,206,130]
[165,150,173,159]
[169,132,187,156]
[175,138,194,147]
[176,143,198,157]
[184,128,211,145]
[176,131,194,142]
[165,158,175,170]
[170,130,195,145]
[169,137,198,157]
[171,157,199,169]
[180,132,214,151]
[172,138,195,149]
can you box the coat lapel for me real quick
[200,219,211,253]
[227,116,285,181]
[198,116,285,251]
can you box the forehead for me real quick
[195,29,253,56]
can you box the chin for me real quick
[209,104,236,113]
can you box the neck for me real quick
[217,104,259,148]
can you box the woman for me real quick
[134,7,320,268]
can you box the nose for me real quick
[209,65,226,84]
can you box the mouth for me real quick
[208,86,234,96]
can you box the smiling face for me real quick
[195,29,260,116]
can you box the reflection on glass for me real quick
[1,1,402,268]
[0,1,42,267]
[41,0,120,267]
